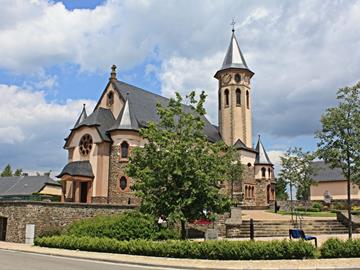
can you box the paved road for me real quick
[0,250,178,270]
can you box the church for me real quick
[57,29,276,207]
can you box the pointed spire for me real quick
[74,104,87,128]
[255,135,273,165]
[118,97,132,129]
[221,30,249,70]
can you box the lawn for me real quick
[269,210,336,217]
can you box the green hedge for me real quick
[321,238,360,258]
[66,211,179,241]
[35,236,316,260]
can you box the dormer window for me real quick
[107,91,114,106]
[121,141,129,159]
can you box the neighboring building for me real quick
[310,161,360,201]
[0,175,61,201]
[57,29,275,207]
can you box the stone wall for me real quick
[0,201,135,243]
[108,146,140,205]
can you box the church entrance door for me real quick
[0,217,7,241]
[80,182,88,203]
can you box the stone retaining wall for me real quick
[0,201,136,243]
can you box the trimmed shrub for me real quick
[321,238,360,258]
[34,236,316,260]
[65,211,179,241]
[312,202,322,210]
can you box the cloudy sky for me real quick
[0,0,359,175]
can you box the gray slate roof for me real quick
[0,176,60,196]
[108,80,222,142]
[233,138,257,153]
[255,136,272,165]
[73,107,115,142]
[311,161,345,182]
[219,31,252,73]
[57,161,94,178]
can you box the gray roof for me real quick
[219,31,252,73]
[233,138,257,153]
[109,80,222,142]
[57,161,94,178]
[255,136,272,165]
[0,176,60,196]
[74,104,87,128]
[311,161,345,182]
[72,107,115,142]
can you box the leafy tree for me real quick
[127,91,232,239]
[275,177,288,201]
[14,169,23,176]
[1,164,13,177]
[227,151,245,204]
[278,147,316,213]
[315,82,360,239]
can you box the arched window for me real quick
[245,186,248,198]
[121,141,129,159]
[261,167,266,178]
[246,90,250,109]
[268,168,271,178]
[236,89,241,106]
[120,176,127,190]
[235,73,241,83]
[224,89,229,106]
[251,187,254,198]
[107,91,114,106]
[218,92,221,110]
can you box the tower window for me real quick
[120,176,127,190]
[236,89,241,106]
[224,89,229,107]
[268,168,271,178]
[235,73,241,83]
[121,141,129,159]
[246,90,250,109]
[261,167,266,178]
[107,91,114,106]
[218,92,221,110]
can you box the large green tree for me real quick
[275,177,288,201]
[127,91,232,239]
[1,164,13,177]
[315,82,360,239]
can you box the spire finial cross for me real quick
[231,18,236,32]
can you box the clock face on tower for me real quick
[223,73,232,84]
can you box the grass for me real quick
[269,210,336,217]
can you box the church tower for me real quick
[214,29,254,147]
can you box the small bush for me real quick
[332,201,347,210]
[312,202,322,210]
[321,238,360,258]
[65,211,179,241]
[34,236,316,260]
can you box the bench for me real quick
[289,229,317,247]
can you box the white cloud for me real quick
[0,84,95,172]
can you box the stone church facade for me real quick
[57,30,275,207]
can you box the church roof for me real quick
[74,104,87,128]
[255,136,273,165]
[233,138,257,153]
[73,107,115,142]
[57,161,94,179]
[219,31,252,73]
[311,161,345,182]
[109,80,222,142]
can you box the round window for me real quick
[79,134,93,156]
[120,176,127,190]
[235,73,241,83]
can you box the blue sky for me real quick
[0,0,359,175]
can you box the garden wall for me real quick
[0,201,135,243]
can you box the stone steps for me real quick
[226,219,354,238]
